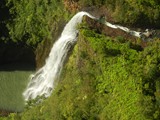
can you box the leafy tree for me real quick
[6,0,70,48]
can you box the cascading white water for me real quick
[23,11,150,101]
[23,11,95,101]
[104,22,141,38]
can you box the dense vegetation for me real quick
[106,0,160,27]
[69,0,160,28]
[2,25,160,120]
[0,0,71,48]
[0,0,160,120]
[1,0,160,48]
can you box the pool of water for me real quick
[0,63,34,112]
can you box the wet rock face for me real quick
[83,6,115,23]
[35,19,66,69]
[35,38,52,69]
[140,29,160,42]
[83,16,137,41]
[83,15,160,47]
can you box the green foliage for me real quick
[1,0,160,48]
[1,1,160,118]
[11,25,160,119]
[6,0,71,48]
[107,0,160,27]
[25,95,46,110]
[78,0,107,6]
[67,0,160,27]
[0,0,10,42]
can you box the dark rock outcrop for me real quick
[83,16,137,41]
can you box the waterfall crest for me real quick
[23,12,95,101]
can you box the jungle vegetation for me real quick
[0,0,160,47]
[0,0,160,120]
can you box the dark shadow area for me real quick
[0,42,36,71]
[0,62,35,71]
[0,0,10,39]
[0,0,35,71]
[133,13,160,29]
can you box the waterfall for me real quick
[23,11,151,101]
[104,22,141,38]
[23,12,95,101]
